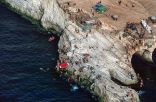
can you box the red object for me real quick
[58,63,69,69]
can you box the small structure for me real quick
[93,3,107,14]
[58,62,69,69]
[111,15,118,21]
[60,1,76,12]
[85,20,96,25]
[68,7,78,13]
[75,12,100,31]
[124,22,138,34]
[141,19,152,34]
[123,22,145,38]
[126,22,137,31]
[63,1,76,7]
[149,16,156,23]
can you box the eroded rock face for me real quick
[3,0,156,102]
[58,22,140,102]
[4,0,66,32]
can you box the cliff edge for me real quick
[3,0,66,32]
[2,0,156,102]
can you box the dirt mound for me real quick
[58,0,154,30]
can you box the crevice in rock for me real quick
[152,48,156,64]
[131,51,156,90]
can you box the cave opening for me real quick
[131,50,156,101]
[131,51,156,80]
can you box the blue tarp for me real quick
[94,3,107,13]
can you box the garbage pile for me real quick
[59,1,103,31]
[124,22,140,38]
[122,16,156,52]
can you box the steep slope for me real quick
[2,0,156,102]
[4,0,66,32]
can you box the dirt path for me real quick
[137,0,156,16]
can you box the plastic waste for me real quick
[70,85,79,92]
[138,90,145,96]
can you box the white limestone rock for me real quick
[4,0,66,32]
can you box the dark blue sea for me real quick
[132,52,156,102]
[0,4,95,102]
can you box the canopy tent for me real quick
[94,3,107,14]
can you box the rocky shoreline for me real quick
[2,0,156,102]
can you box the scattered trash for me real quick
[126,22,137,31]
[149,16,156,23]
[47,31,52,35]
[68,7,78,13]
[139,79,144,88]
[70,84,79,92]
[111,15,118,21]
[141,19,152,34]
[67,52,73,57]
[48,36,55,42]
[138,90,145,96]
[85,20,96,25]
[40,67,49,72]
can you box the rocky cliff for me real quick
[3,0,66,33]
[2,0,156,102]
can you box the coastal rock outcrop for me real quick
[2,0,156,102]
[4,0,66,32]
[58,21,140,102]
